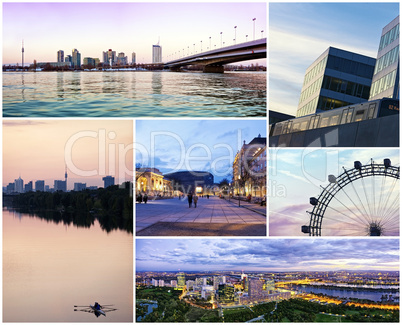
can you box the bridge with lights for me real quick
[164,38,266,73]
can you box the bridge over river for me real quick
[164,38,266,73]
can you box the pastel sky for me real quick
[135,119,266,183]
[136,238,399,272]
[269,148,400,237]
[270,2,399,116]
[3,2,266,65]
[3,120,133,190]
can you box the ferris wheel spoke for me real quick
[338,187,371,225]
[348,178,372,222]
[377,177,398,219]
[360,176,374,219]
[380,192,399,223]
[382,197,399,222]
[381,212,400,228]
[325,204,367,228]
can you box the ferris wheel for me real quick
[302,158,400,236]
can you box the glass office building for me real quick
[296,47,376,117]
[369,16,399,101]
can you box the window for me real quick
[354,109,366,122]
[368,103,377,119]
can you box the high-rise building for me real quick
[248,278,264,297]
[117,52,128,65]
[15,176,24,193]
[22,40,24,68]
[83,57,96,67]
[54,180,67,192]
[177,272,186,288]
[65,55,72,64]
[74,183,87,191]
[103,49,117,66]
[296,47,376,117]
[152,44,162,63]
[6,183,15,193]
[72,49,81,68]
[35,180,45,192]
[102,176,115,188]
[132,52,136,64]
[57,50,64,62]
[369,16,399,100]
[24,181,33,192]
[218,284,235,302]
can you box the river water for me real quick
[3,71,266,117]
[295,285,399,302]
[3,208,133,322]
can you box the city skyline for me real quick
[3,2,266,66]
[269,148,400,236]
[136,238,399,272]
[270,2,399,116]
[3,120,133,190]
[135,119,266,183]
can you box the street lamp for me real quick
[209,36,211,50]
[200,40,203,52]
[261,30,264,39]
[234,26,237,44]
[246,34,248,42]
[253,18,256,40]
[193,43,195,53]
[220,32,223,47]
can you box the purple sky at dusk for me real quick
[136,238,399,272]
[3,2,266,65]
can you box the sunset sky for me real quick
[136,238,400,272]
[3,2,266,65]
[3,120,133,190]
[270,2,399,115]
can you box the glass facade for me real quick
[326,55,374,79]
[378,23,399,52]
[296,47,375,117]
[369,17,399,101]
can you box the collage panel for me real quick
[269,3,399,147]
[3,2,266,118]
[269,148,400,237]
[135,119,267,237]
[136,238,400,322]
[3,120,133,322]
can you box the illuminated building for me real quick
[136,168,173,197]
[177,272,186,288]
[233,135,266,196]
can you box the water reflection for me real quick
[3,208,133,322]
[3,71,266,117]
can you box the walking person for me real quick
[187,192,193,208]
[143,193,148,204]
[193,194,198,208]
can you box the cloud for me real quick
[136,238,399,271]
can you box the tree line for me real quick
[8,183,133,233]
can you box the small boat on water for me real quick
[74,302,117,317]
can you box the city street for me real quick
[136,196,266,236]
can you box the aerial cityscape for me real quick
[136,238,399,322]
